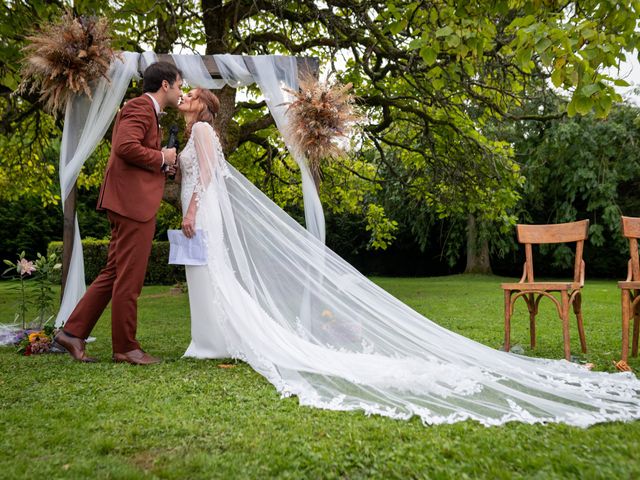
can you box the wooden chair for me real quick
[618,216,640,363]
[501,220,589,360]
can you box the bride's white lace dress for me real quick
[179,121,640,427]
[180,124,230,360]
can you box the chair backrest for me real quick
[621,216,640,282]
[516,220,589,284]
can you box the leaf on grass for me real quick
[614,360,632,372]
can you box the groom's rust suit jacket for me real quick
[97,94,165,222]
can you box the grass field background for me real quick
[1,275,639,479]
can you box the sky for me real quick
[613,50,640,105]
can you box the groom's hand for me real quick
[162,147,177,166]
[165,164,178,178]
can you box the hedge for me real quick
[48,239,185,285]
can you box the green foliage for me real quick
[495,102,640,275]
[0,196,63,263]
[364,204,398,250]
[0,107,61,205]
[0,1,66,205]
[47,240,185,285]
[155,201,183,241]
[343,0,639,230]
[394,0,638,118]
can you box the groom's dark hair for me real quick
[142,62,183,93]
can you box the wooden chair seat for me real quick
[501,282,580,291]
[502,220,589,360]
[618,216,640,362]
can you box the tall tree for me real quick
[2,0,639,256]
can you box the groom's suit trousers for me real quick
[63,210,156,353]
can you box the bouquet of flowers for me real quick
[16,326,57,356]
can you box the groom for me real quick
[54,62,183,365]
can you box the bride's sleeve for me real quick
[192,122,220,197]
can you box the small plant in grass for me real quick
[32,252,62,328]
[3,251,62,330]
[170,280,188,294]
[2,251,61,355]
[3,251,36,330]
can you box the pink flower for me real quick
[18,258,36,276]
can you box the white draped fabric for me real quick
[55,53,323,326]
[178,120,640,427]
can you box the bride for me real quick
[176,88,640,427]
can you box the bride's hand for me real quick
[182,215,196,238]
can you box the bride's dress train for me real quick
[180,121,640,427]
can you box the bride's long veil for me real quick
[195,143,640,427]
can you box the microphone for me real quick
[165,124,179,180]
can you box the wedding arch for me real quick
[56,52,321,327]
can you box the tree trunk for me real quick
[202,0,227,54]
[464,214,492,274]
[214,85,238,156]
[155,1,178,54]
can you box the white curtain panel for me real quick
[171,53,225,89]
[139,51,158,72]
[212,54,254,87]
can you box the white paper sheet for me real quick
[167,229,208,265]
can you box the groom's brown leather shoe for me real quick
[53,331,98,363]
[112,349,161,365]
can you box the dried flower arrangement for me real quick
[17,11,117,115]
[284,75,361,180]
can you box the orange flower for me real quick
[28,331,45,343]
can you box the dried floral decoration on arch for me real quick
[284,75,362,180]
[16,10,118,116]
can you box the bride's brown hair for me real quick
[185,89,220,138]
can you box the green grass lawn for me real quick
[1,274,639,479]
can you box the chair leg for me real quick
[526,293,536,349]
[632,292,639,358]
[572,292,587,354]
[504,289,512,352]
[561,290,571,361]
[621,289,630,363]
